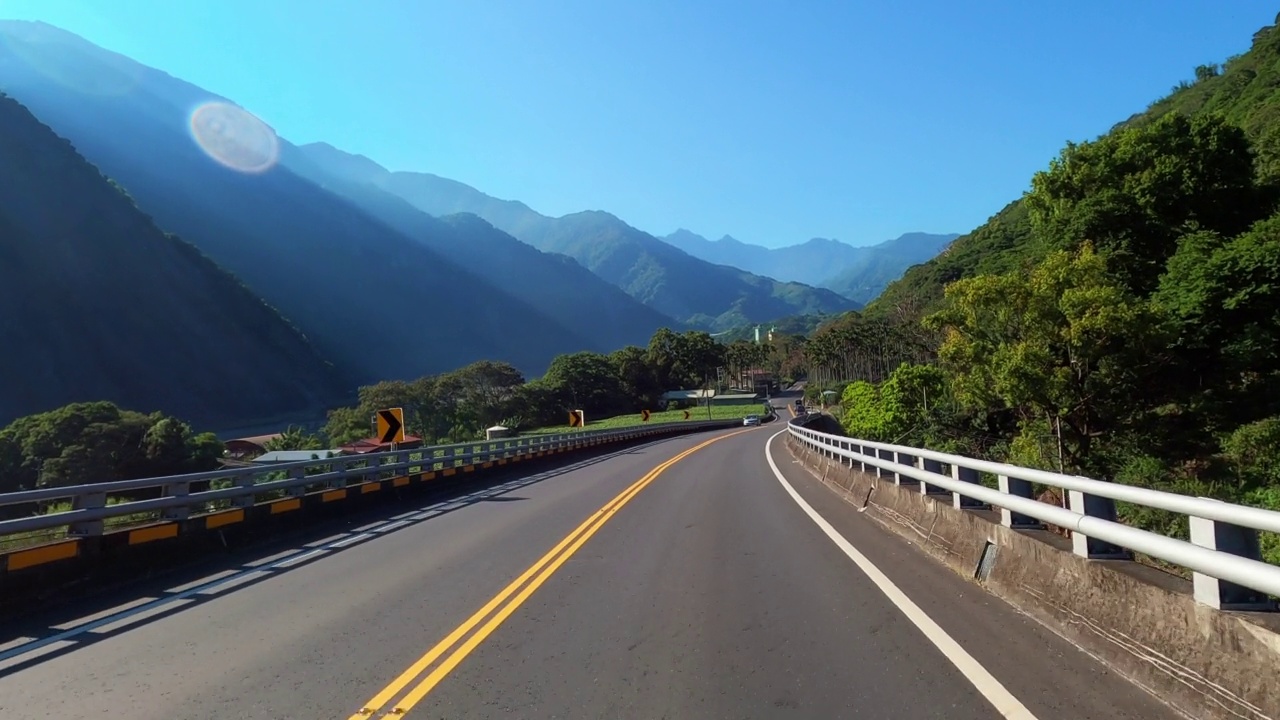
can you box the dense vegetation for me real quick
[870,13,1280,321]
[0,402,224,494]
[319,328,792,445]
[812,18,1280,563]
[0,90,346,429]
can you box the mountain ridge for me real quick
[663,228,958,303]
[298,143,859,329]
[0,20,596,387]
[0,90,345,428]
[280,143,679,351]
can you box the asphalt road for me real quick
[0,397,1178,720]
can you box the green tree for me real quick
[1154,215,1280,437]
[646,327,683,389]
[439,360,525,433]
[0,401,224,491]
[323,406,372,446]
[610,345,661,410]
[142,416,195,476]
[1026,113,1267,294]
[925,245,1169,472]
[187,432,225,470]
[544,352,626,416]
[509,379,564,428]
[0,432,21,493]
[840,363,952,445]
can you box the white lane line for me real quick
[275,548,327,568]
[89,599,196,635]
[0,640,75,672]
[50,596,157,631]
[375,520,410,533]
[331,533,374,549]
[765,430,1039,720]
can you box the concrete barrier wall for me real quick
[787,433,1280,720]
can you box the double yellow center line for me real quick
[347,427,755,719]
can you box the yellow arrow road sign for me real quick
[376,408,406,444]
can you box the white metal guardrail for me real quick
[787,416,1280,611]
[0,420,734,544]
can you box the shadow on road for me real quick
[0,433,700,676]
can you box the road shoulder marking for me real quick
[765,430,1038,720]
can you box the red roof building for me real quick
[224,433,283,459]
[338,434,424,455]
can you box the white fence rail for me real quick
[787,418,1280,611]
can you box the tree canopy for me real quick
[0,402,224,494]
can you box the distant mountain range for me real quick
[0,91,344,428]
[0,21,656,402]
[662,230,959,304]
[0,19,943,428]
[298,144,861,329]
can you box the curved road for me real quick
[0,396,1176,719]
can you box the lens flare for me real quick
[189,101,279,174]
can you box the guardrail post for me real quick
[1067,490,1132,559]
[231,472,258,507]
[285,464,312,494]
[1190,502,1273,610]
[951,465,987,509]
[359,454,378,484]
[846,442,862,472]
[919,458,948,496]
[68,490,106,537]
[998,475,1041,529]
[893,451,915,486]
[161,481,191,521]
[876,448,893,480]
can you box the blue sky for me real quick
[2,1,1276,248]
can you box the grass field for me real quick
[524,403,773,435]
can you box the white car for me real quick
[743,415,761,426]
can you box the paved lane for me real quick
[0,432,737,719]
[0,411,1177,719]
[415,421,1176,720]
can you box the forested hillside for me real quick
[807,15,1280,563]
[0,92,345,429]
[870,13,1280,319]
[0,20,592,385]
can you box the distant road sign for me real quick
[683,410,690,420]
[641,409,651,422]
[568,410,585,427]
[376,408,406,444]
